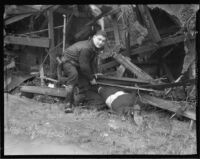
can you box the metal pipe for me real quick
[62,14,66,52]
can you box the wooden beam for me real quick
[96,82,157,92]
[75,7,121,40]
[99,59,158,72]
[140,79,195,90]
[141,94,196,120]
[96,75,150,84]
[39,54,45,86]
[112,53,154,81]
[111,14,126,77]
[20,86,68,98]
[138,5,161,43]
[99,35,184,71]
[131,34,184,56]
[4,35,50,48]
[99,60,119,71]
[112,17,121,45]
[47,8,56,77]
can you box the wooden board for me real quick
[99,34,185,71]
[138,5,161,43]
[141,94,196,120]
[113,53,154,81]
[112,17,121,45]
[4,36,50,48]
[131,34,184,56]
[20,86,68,98]
[48,8,56,76]
[96,75,150,84]
[4,72,34,92]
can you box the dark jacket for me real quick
[61,39,100,80]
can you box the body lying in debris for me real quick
[97,86,143,125]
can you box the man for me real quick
[57,30,107,113]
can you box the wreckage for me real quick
[4,4,198,128]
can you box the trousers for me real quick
[60,62,79,86]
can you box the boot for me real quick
[64,85,74,113]
[64,102,74,113]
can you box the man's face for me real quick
[93,35,106,49]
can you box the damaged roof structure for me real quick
[4,4,198,128]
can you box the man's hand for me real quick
[56,57,62,65]
[90,78,97,85]
[94,73,103,78]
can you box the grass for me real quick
[5,93,197,154]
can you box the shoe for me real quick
[64,102,73,113]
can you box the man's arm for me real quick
[91,55,98,74]
[79,49,94,81]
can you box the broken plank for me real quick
[111,14,126,77]
[38,76,58,83]
[5,13,33,25]
[48,8,56,76]
[112,17,121,45]
[4,35,50,48]
[116,65,126,77]
[141,79,195,90]
[75,8,120,40]
[99,59,158,71]
[99,60,119,71]
[86,7,121,26]
[141,94,196,120]
[96,82,157,92]
[4,72,34,92]
[40,65,45,86]
[20,86,67,98]
[112,53,154,81]
[159,34,184,47]
[138,5,161,43]
[96,78,149,87]
[96,75,150,84]
[131,34,184,56]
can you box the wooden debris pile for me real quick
[95,5,197,126]
[4,5,197,127]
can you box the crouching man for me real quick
[57,30,107,113]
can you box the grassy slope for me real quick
[4,93,196,154]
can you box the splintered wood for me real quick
[112,53,154,81]
[141,93,196,121]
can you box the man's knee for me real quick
[63,63,78,85]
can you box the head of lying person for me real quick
[92,30,107,49]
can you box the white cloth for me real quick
[105,91,127,108]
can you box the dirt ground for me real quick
[4,93,196,155]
